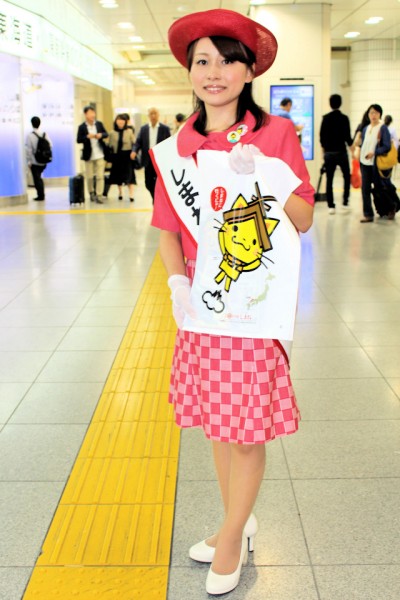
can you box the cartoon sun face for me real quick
[214,186,279,292]
[221,218,263,266]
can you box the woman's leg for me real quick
[212,443,266,574]
[199,442,231,549]
[128,183,135,199]
[360,164,374,218]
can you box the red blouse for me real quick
[151,111,314,259]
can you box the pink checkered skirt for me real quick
[168,261,300,445]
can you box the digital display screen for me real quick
[270,85,314,160]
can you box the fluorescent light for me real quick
[250,0,266,5]
[344,31,360,38]
[365,17,383,25]
[143,80,155,85]
[129,70,144,75]
[99,0,118,7]
[118,22,134,29]
[129,36,143,42]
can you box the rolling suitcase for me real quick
[69,174,85,205]
[372,183,400,217]
[314,164,327,202]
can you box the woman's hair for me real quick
[187,36,267,135]
[114,113,129,130]
[360,110,370,129]
[384,115,392,126]
[367,104,383,117]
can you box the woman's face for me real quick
[368,108,381,124]
[116,118,126,129]
[189,37,254,114]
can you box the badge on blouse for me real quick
[227,123,248,144]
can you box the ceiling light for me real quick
[143,80,155,85]
[131,45,145,50]
[365,17,383,25]
[129,70,144,75]
[129,36,143,42]
[344,31,360,38]
[118,22,134,29]
[249,0,266,5]
[99,0,118,7]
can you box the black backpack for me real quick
[33,132,52,164]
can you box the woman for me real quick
[150,9,314,595]
[108,114,136,202]
[357,104,393,222]
[384,115,399,150]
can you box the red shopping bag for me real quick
[351,158,361,189]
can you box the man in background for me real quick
[277,97,304,136]
[77,106,109,204]
[320,94,352,214]
[25,116,52,201]
[130,107,170,202]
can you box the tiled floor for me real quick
[0,171,400,599]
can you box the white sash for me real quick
[152,140,302,356]
[151,135,202,245]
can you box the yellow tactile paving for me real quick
[23,253,179,600]
[0,208,152,216]
[26,567,167,599]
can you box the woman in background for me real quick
[384,115,399,150]
[356,104,394,222]
[108,114,136,202]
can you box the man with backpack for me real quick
[25,116,53,201]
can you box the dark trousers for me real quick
[144,162,156,203]
[324,151,350,208]
[30,164,46,200]
[360,163,382,218]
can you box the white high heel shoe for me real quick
[189,513,258,563]
[206,534,247,596]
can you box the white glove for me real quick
[168,274,196,329]
[229,143,263,174]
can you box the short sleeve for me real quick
[151,179,197,259]
[151,179,180,233]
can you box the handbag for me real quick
[376,140,397,172]
[102,143,114,164]
[131,149,143,170]
[350,158,361,189]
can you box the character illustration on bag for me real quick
[213,182,279,293]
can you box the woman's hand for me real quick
[228,143,263,174]
[168,274,196,329]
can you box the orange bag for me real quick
[351,158,361,189]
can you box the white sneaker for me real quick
[328,208,336,215]
[342,205,351,211]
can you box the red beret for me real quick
[168,9,278,77]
